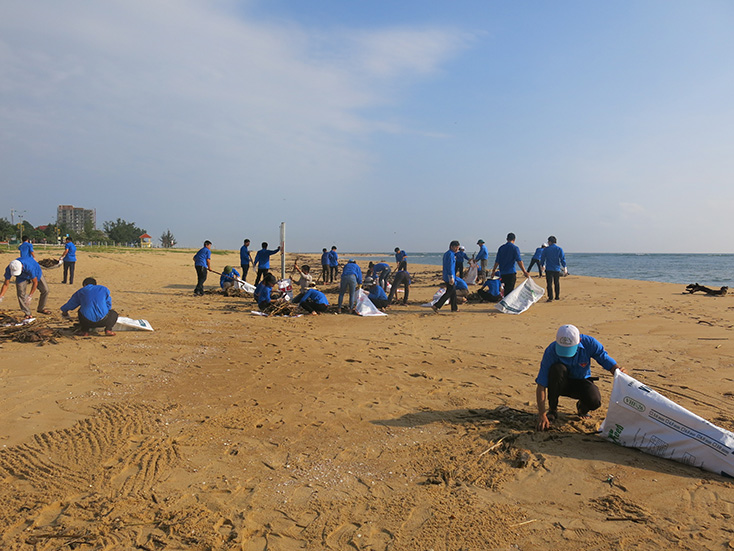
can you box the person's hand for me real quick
[24,295,32,306]
[536,413,551,431]
[0,295,4,303]
[613,365,626,374]
[62,311,70,319]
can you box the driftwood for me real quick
[38,258,62,268]
[685,283,728,296]
[0,314,65,344]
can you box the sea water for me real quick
[345,253,733,287]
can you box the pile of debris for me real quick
[38,258,62,269]
[0,313,65,344]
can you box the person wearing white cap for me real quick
[535,324,625,431]
[0,257,51,318]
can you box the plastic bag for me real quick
[495,277,545,314]
[422,288,446,307]
[465,261,478,285]
[601,371,734,477]
[355,289,387,316]
[278,278,294,301]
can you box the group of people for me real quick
[2,238,118,336]
[432,233,567,312]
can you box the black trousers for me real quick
[455,262,464,279]
[371,297,389,309]
[434,282,457,311]
[63,261,76,284]
[79,310,119,332]
[240,265,250,281]
[255,268,269,285]
[387,272,410,304]
[547,362,602,415]
[330,266,338,282]
[501,273,517,295]
[301,300,328,314]
[194,265,208,295]
[527,258,543,277]
[322,264,330,283]
[546,270,561,300]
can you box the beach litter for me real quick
[0,313,63,344]
[112,316,154,332]
[37,258,63,269]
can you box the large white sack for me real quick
[234,278,255,293]
[495,277,545,315]
[422,288,446,307]
[600,371,734,478]
[465,261,478,285]
[112,317,154,332]
[355,289,387,317]
[278,278,294,301]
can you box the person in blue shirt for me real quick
[432,240,460,313]
[328,246,339,284]
[527,243,546,278]
[60,277,119,336]
[338,259,362,312]
[387,260,411,305]
[490,233,530,296]
[541,235,567,302]
[394,247,407,268]
[0,257,51,318]
[369,261,391,291]
[365,277,389,309]
[60,237,77,284]
[193,240,212,296]
[320,248,331,283]
[18,236,35,259]
[536,324,625,431]
[477,276,502,302]
[293,288,329,315]
[454,276,469,303]
[220,266,241,291]
[254,273,278,311]
[253,242,281,285]
[455,246,470,279]
[239,239,253,282]
[475,239,489,282]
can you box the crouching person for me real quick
[254,273,279,311]
[365,277,389,309]
[220,265,241,292]
[293,288,329,315]
[60,277,118,336]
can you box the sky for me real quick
[2,0,734,253]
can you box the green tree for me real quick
[103,218,146,245]
[159,229,177,248]
[0,218,15,241]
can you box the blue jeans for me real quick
[338,274,358,310]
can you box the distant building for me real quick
[139,233,152,248]
[57,205,96,233]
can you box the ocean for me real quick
[345,253,733,287]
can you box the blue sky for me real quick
[2,1,733,253]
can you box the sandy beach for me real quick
[1,248,733,550]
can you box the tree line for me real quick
[0,217,177,248]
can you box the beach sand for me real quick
[1,249,733,550]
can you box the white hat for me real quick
[459,246,465,250]
[555,324,580,357]
[8,259,23,277]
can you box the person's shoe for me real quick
[75,330,89,337]
[431,305,440,313]
[61,281,67,284]
[576,401,591,419]
[546,410,557,423]
[104,330,116,336]
[546,298,553,302]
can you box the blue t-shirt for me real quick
[64,242,77,262]
[4,257,42,283]
[532,247,544,261]
[535,335,617,387]
[328,250,339,267]
[254,283,272,304]
[541,244,566,272]
[18,242,34,257]
[341,261,362,283]
[193,246,211,267]
[480,278,501,295]
[368,285,388,301]
[442,249,456,283]
[455,277,468,291]
[254,247,280,269]
[60,284,112,322]
[475,244,489,261]
[455,251,470,263]
[239,245,251,266]
[220,268,241,288]
[395,250,407,263]
[299,289,329,305]
[321,251,330,265]
[372,263,390,277]
[495,242,522,275]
